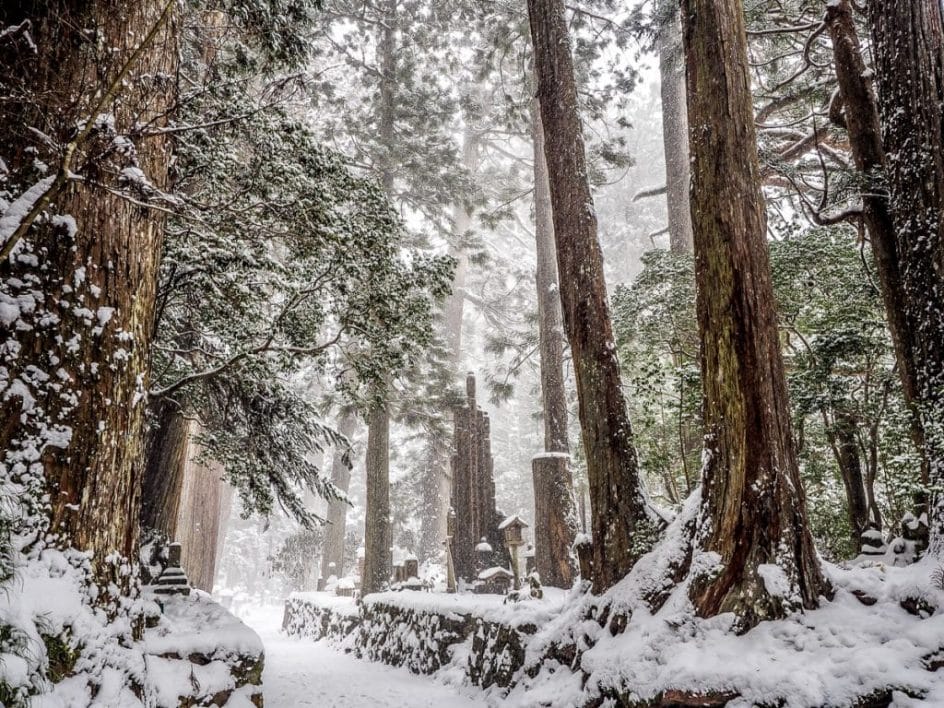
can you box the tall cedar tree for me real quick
[680,0,829,628]
[0,0,176,576]
[529,95,578,588]
[528,0,658,592]
[657,4,694,254]
[866,0,944,553]
[361,0,398,596]
[822,0,904,548]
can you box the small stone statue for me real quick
[153,542,192,596]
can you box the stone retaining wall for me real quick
[282,592,539,690]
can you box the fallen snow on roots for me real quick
[504,506,944,707]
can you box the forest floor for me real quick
[236,604,485,708]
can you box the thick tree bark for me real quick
[528,0,658,593]
[658,5,694,254]
[0,0,176,577]
[362,405,391,595]
[866,0,944,554]
[824,0,932,546]
[680,0,829,629]
[175,432,225,592]
[140,400,190,539]
[529,95,577,588]
[320,414,356,581]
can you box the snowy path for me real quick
[237,605,486,708]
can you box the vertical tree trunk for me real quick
[658,3,694,254]
[362,405,391,595]
[825,410,870,552]
[529,94,577,588]
[531,98,571,455]
[361,0,397,595]
[528,0,658,593]
[866,0,944,554]
[140,400,190,539]
[824,0,932,549]
[320,414,356,581]
[680,0,829,629]
[0,0,176,578]
[417,132,476,562]
[175,431,225,593]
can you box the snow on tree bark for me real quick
[528,0,658,593]
[0,0,177,578]
[680,0,830,628]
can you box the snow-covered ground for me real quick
[236,604,486,708]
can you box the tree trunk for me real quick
[658,4,694,254]
[417,132,476,562]
[362,405,391,595]
[141,400,190,539]
[680,0,829,629]
[360,0,396,597]
[825,410,870,553]
[175,430,225,593]
[0,0,176,578]
[529,94,577,588]
[320,414,356,581]
[867,0,944,554]
[824,0,932,549]
[531,98,571,455]
[528,0,658,593]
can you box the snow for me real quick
[0,175,54,245]
[498,514,527,531]
[236,604,483,708]
[362,587,569,628]
[500,499,944,707]
[531,452,570,461]
[143,589,264,658]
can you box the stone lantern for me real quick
[499,515,528,590]
[500,515,527,545]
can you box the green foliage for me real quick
[613,230,922,558]
[151,2,454,527]
[613,249,700,506]
[41,633,79,684]
[189,0,323,69]
[270,527,324,588]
